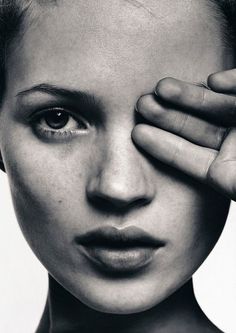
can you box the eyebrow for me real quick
[16,83,98,104]
[16,81,211,105]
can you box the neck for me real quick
[36,275,217,333]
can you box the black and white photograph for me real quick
[0,0,236,332]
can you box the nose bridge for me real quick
[103,132,142,192]
[86,128,154,208]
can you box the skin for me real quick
[134,73,236,199]
[0,0,234,332]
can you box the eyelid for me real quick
[29,106,90,127]
[30,106,73,119]
[29,106,92,142]
[16,92,102,126]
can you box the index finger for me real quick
[155,77,236,126]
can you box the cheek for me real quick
[152,184,230,300]
[172,198,229,276]
[153,168,230,270]
[178,190,228,250]
[2,129,96,246]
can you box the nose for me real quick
[86,134,155,213]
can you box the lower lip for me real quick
[80,246,158,273]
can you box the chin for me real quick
[80,296,158,315]
[64,275,174,315]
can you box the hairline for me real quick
[0,0,235,103]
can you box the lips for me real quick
[75,226,165,273]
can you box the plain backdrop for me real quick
[0,171,236,333]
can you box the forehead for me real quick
[7,0,230,99]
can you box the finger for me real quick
[155,77,236,126]
[136,94,227,150]
[208,69,236,94]
[208,128,236,200]
[132,124,217,182]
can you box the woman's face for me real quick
[0,0,231,314]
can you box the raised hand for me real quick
[132,69,236,200]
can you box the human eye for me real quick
[31,107,89,140]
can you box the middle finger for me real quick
[136,94,227,150]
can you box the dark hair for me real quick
[211,0,236,49]
[0,0,32,99]
[0,0,235,101]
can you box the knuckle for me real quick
[170,136,184,166]
[174,113,189,136]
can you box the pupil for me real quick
[45,111,69,129]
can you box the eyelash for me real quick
[30,107,90,140]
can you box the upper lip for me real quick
[75,226,165,248]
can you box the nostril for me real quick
[86,152,155,214]
[87,192,152,214]
[132,197,151,208]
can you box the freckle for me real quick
[58,200,63,204]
